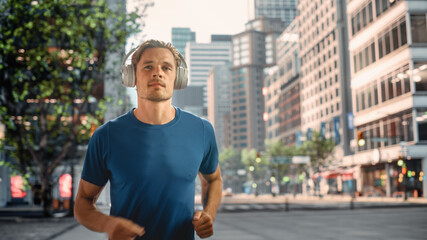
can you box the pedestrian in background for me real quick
[74,39,223,240]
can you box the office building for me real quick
[248,0,297,25]
[230,17,285,150]
[207,63,232,151]
[298,0,353,154]
[174,39,232,116]
[264,19,301,145]
[347,0,427,198]
[171,27,196,58]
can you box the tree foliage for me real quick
[218,147,244,171]
[301,130,336,171]
[241,148,269,181]
[265,133,336,181]
[0,0,150,216]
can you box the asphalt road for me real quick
[3,205,426,240]
[197,207,427,240]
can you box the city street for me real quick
[47,206,427,240]
[203,207,427,240]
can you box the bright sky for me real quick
[128,0,249,45]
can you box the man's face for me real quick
[135,48,176,102]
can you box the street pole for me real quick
[69,159,75,216]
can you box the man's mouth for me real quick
[148,81,165,87]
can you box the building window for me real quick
[414,62,427,91]
[357,111,413,151]
[411,15,427,43]
[417,109,427,141]
[375,0,400,18]
[351,1,375,36]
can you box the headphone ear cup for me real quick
[174,67,189,89]
[122,65,136,87]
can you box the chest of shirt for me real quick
[106,127,205,184]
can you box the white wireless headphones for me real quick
[121,45,189,89]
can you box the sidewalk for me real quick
[0,205,109,240]
[208,193,427,205]
[215,193,427,211]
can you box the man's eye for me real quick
[144,65,152,69]
[163,67,172,71]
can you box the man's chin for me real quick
[142,95,172,102]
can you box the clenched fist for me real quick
[192,211,214,238]
[106,216,145,240]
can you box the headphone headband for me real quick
[121,45,188,89]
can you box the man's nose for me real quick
[152,66,163,78]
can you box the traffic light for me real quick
[256,152,261,163]
[397,156,407,174]
[357,131,365,146]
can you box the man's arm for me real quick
[193,165,223,238]
[74,179,145,240]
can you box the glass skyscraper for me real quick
[171,27,196,59]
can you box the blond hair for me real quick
[131,39,182,68]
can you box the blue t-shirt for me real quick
[81,107,218,240]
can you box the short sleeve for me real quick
[81,124,109,186]
[199,119,219,175]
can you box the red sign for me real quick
[59,174,72,198]
[11,175,26,198]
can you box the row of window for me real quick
[302,75,339,104]
[299,12,336,51]
[353,18,406,73]
[356,111,413,152]
[300,30,336,66]
[351,0,401,36]
[351,1,374,36]
[302,102,340,125]
[233,143,247,148]
[354,64,412,113]
[233,98,246,104]
[231,68,247,76]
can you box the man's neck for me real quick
[134,99,175,125]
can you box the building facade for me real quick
[174,39,232,116]
[248,0,297,25]
[207,63,232,151]
[298,0,353,156]
[346,0,427,198]
[171,27,196,59]
[264,19,301,145]
[229,17,286,151]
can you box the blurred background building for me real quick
[171,27,196,59]
[173,37,232,117]
[248,0,297,25]
[264,19,301,146]
[229,17,286,151]
[346,0,427,198]
[207,63,232,152]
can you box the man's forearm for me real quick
[74,196,113,233]
[201,176,223,220]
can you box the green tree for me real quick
[0,0,150,216]
[219,147,245,193]
[265,139,305,186]
[241,148,269,183]
[219,147,244,170]
[301,130,336,172]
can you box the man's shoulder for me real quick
[93,109,133,134]
[178,108,213,128]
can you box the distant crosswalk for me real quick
[195,203,287,212]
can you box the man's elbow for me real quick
[73,197,83,223]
